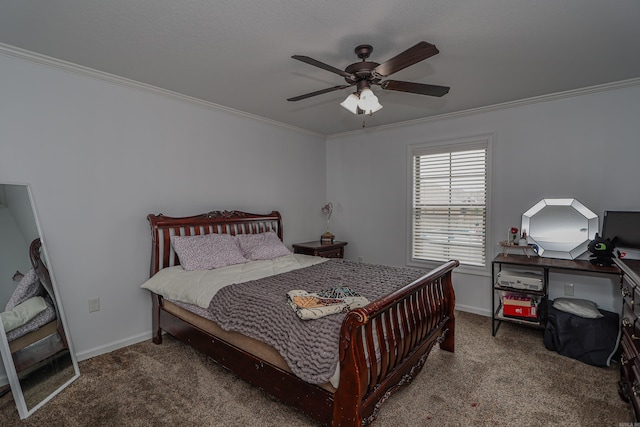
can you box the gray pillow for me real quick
[236,231,291,260]
[6,268,45,311]
[171,233,249,271]
[552,298,603,319]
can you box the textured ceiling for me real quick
[1,0,640,136]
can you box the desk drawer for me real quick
[623,302,640,358]
[623,302,637,332]
[631,362,640,418]
[622,278,635,306]
[317,247,344,258]
[622,329,639,381]
[633,281,640,317]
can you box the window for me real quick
[409,137,489,268]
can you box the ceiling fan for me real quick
[287,41,450,115]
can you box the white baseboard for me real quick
[75,331,152,362]
[456,304,491,318]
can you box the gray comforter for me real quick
[207,259,426,384]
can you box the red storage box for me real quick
[502,294,538,319]
[503,304,537,318]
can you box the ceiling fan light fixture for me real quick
[357,88,383,114]
[341,89,383,115]
[340,93,361,114]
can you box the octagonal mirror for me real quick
[521,198,598,259]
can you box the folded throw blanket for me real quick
[287,286,369,320]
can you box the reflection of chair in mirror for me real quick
[6,238,68,377]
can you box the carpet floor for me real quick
[0,311,635,426]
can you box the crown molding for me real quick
[3,42,639,141]
[0,43,323,138]
[327,77,640,139]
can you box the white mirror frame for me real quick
[0,183,79,419]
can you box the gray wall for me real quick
[0,52,327,362]
[2,48,639,369]
[327,83,640,315]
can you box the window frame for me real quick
[406,133,493,276]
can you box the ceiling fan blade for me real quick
[287,84,353,102]
[381,80,450,97]
[373,42,440,78]
[292,55,353,79]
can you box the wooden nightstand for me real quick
[292,240,348,259]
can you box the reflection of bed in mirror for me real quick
[0,183,79,419]
[522,198,598,259]
[6,239,69,377]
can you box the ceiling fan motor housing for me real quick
[345,61,381,86]
[345,44,381,87]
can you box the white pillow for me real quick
[553,298,603,319]
[171,233,249,271]
[1,296,48,332]
[236,231,291,260]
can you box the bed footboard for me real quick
[333,260,459,426]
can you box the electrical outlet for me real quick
[88,297,100,313]
[564,283,574,296]
[357,256,364,262]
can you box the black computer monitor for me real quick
[601,211,640,249]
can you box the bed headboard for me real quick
[147,210,283,276]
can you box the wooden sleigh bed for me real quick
[145,210,458,426]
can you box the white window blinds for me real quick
[411,142,487,267]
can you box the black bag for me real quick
[543,300,620,367]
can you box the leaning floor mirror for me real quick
[0,183,79,419]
